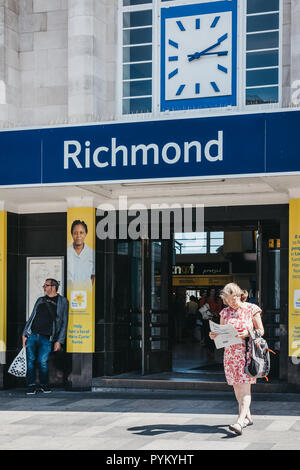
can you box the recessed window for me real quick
[246,0,280,106]
[119,1,281,114]
[122,4,153,115]
[174,232,224,255]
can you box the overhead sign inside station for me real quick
[0,110,300,187]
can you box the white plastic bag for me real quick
[8,347,27,377]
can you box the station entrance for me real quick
[101,204,287,381]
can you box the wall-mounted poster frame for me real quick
[26,257,64,320]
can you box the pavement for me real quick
[0,388,300,451]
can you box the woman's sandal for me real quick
[243,417,254,427]
[229,422,243,435]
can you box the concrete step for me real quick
[92,376,292,393]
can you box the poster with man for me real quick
[66,208,95,353]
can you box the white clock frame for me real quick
[160,1,238,111]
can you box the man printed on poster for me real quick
[67,220,95,288]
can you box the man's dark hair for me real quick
[46,279,60,292]
[71,220,88,235]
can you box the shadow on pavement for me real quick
[128,424,239,439]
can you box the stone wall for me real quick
[0,0,118,127]
[0,0,298,127]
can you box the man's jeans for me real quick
[26,334,52,386]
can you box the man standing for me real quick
[22,279,69,395]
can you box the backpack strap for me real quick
[244,336,249,365]
[244,329,255,365]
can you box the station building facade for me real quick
[0,0,300,390]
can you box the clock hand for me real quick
[187,33,228,62]
[188,50,228,60]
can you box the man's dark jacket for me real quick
[23,294,69,344]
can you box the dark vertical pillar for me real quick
[67,354,93,391]
[280,216,289,381]
[103,239,116,376]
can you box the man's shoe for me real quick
[26,386,37,395]
[39,384,52,394]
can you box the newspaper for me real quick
[209,320,243,349]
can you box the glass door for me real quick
[142,239,172,375]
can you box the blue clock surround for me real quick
[161,0,237,112]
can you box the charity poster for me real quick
[26,257,64,319]
[67,207,95,353]
[0,211,7,363]
[289,199,300,357]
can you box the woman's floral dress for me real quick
[219,302,262,385]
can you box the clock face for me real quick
[161,2,237,111]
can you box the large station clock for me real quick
[161,1,237,111]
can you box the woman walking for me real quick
[209,282,264,436]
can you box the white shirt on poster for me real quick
[67,243,95,284]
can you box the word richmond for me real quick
[63,131,223,169]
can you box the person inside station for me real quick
[198,287,224,361]
[185,295,199,342]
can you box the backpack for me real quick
[244,329,275,381]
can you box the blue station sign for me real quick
[1,110,300,187]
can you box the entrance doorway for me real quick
[97,205,286,380]
[171,229,258,373]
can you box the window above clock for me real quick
[119,0,281,116]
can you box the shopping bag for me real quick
[8,347,27,377]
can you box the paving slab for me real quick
[0,389,300,450]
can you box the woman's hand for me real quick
[209,332,218,340]
[236,328,248,339]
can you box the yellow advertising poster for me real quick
[289,199,300,357]
[0,211,7,361]
[67,208,95,353]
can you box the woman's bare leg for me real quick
[234,383,251,426]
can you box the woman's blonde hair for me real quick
[220,282,248,304]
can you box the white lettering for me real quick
[184,140,201,162]
[63,133,224,170]
[85,141,90,168]
[64,140,82,169]
[204,130,223,162]
[162,142,181,164]
[131,143,159,165]
[111,137,128,167]
[93,146,109,168]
